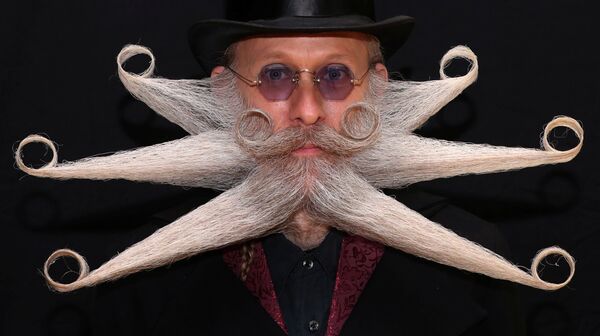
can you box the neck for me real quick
[283,211,330,250]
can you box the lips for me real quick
[292,143,322,156]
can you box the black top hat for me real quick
[188,0,415,74]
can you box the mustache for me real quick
[234,102,381,160]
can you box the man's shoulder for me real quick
[393,187,510,255]
[90,193,284,335]
[90,226,228,334]
[340,188,524,336]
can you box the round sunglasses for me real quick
[227,63,371,101]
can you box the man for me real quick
[15,0,582,335]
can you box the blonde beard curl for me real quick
[14,44,582,292]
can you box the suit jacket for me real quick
[91,189,525,336]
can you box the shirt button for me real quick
[308,320,320,332]
[302,259,314,270]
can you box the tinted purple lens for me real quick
[256,63,356,101]
[316,64,354,100]
[258,64,296,101]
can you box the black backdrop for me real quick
[1,1,599,335]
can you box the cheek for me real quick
[322,102,347,130]
[251,100,291,131]
[238,85,287,128]
[322,87,370,130]
[263,104,289,130]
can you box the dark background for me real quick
[1,1,599,335]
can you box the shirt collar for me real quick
[263,229,344,289]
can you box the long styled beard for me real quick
[15,44,581,292]
[38,105,380,292]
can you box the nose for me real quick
[287,73,325,126]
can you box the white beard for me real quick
[16,44,581,292]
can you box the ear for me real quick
[373,63,388,81]
[211,66,226,78]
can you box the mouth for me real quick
[292,143,322,156]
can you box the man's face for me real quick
[212,32,387,157]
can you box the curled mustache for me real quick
[234,102,381,160]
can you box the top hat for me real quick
[188,0,415,74]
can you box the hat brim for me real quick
[188,15,415,75]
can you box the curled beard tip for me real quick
[340,102,381,143]
[116,44,155,79]
[542,116,584,157]
[15,134,58,175]
[439,45,478,81]
[530,246,575,290]
[43,248,90,292]
[235,108,274,144]
[115,44,237,134]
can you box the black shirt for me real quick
[263,230,343,336]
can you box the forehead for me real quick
[231,32,372,70]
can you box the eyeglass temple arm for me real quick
[226,66,260,86]
[350,63,375,86]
